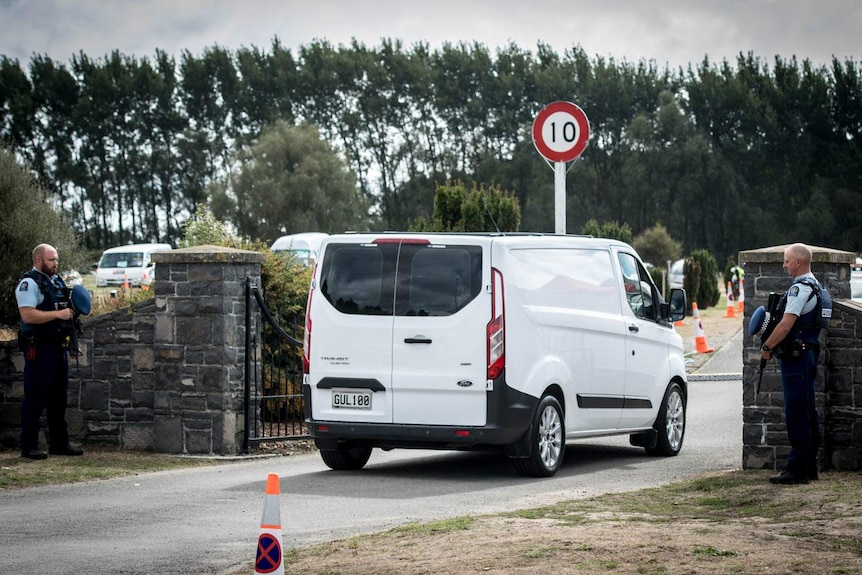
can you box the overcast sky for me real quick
[1,0,860,71]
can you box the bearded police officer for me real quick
[759,243,826,484]
[16,244,84,459]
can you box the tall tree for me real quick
[212,120,368,240]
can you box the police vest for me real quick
[778,277,832,344]
[19,270,72,341]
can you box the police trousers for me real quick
[778,348,821,477]
[20,341,70,453]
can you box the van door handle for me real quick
[628,324,639,333]
[404,337,433,344]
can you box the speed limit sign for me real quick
[532,101,590,163]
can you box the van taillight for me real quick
[303,277,314,375]
[487,268,505,380]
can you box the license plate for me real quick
[332,389,372,409]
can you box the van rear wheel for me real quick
[646,382,685,456]
[320,443,372,470]
[512,395,565,477]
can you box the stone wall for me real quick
[740,244,861,471]
[0,245,264,455]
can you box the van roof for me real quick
[100,243,172,254]
[324,232,631,249]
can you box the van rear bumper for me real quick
[310,421,530,451]
[307,373,538,451]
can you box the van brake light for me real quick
[487,268,505,380]
[373,238,430,245]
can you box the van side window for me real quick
[618,253,658,321]
[320,245,394,315]
[507,248,620,314]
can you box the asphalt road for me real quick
[0,349,742,575]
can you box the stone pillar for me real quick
[739,244,854,471]
[151,245,265,455]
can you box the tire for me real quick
[319,443,372,470]
[512,395,565,477]
[646,382,686,457]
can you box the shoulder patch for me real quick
[788,285,800,297]
[18,282,28,292]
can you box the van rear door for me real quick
[310,241,397,424]
[390,240,487,426]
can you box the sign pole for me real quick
[554,161,566,235]
[531,101,591,236]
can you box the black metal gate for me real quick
[243,277,308,451]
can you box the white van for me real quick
[270,232,328,266]
[303,233,687,477]
[95,243,172,287]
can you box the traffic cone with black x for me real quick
[692,301,714,354]
[254,473,284,575]
[724,281,736,318]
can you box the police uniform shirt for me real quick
[784,272,819,318]
[15,268,55,317]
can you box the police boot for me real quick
[809,458,819,481]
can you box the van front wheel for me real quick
[512,395,565,477]
[320,443,372,470]
[646,382,686,457]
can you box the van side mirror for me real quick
[666,288,686,323]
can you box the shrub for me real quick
[691,249,721,308]
[682,258,702,314]
[411,181,520,232]
[581,219,633,244]
[632,224,682,268]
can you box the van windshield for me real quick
[100,252,144,268]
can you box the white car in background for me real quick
[669,259,684,289]
[270,232,328,266]
[852,271,862,302]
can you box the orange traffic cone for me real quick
[693,302,714,354]
[122,272,130,290]
[254,473,284,575]
[724,281,735,318]
[141,271,149,291]
[737,278,745,313]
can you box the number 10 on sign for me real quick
[532,101,591,234]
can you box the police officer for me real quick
[16,244,84,459]
[759,243,823,484]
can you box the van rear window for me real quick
[321,246,391,315]
[320,242,482,316]
[404,247,479,316]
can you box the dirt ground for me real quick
[273,470,862,575]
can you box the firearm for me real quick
[65,285,92,359]
[68,314,83,357]
[752,292,781,394]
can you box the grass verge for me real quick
[0,446,225,489]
